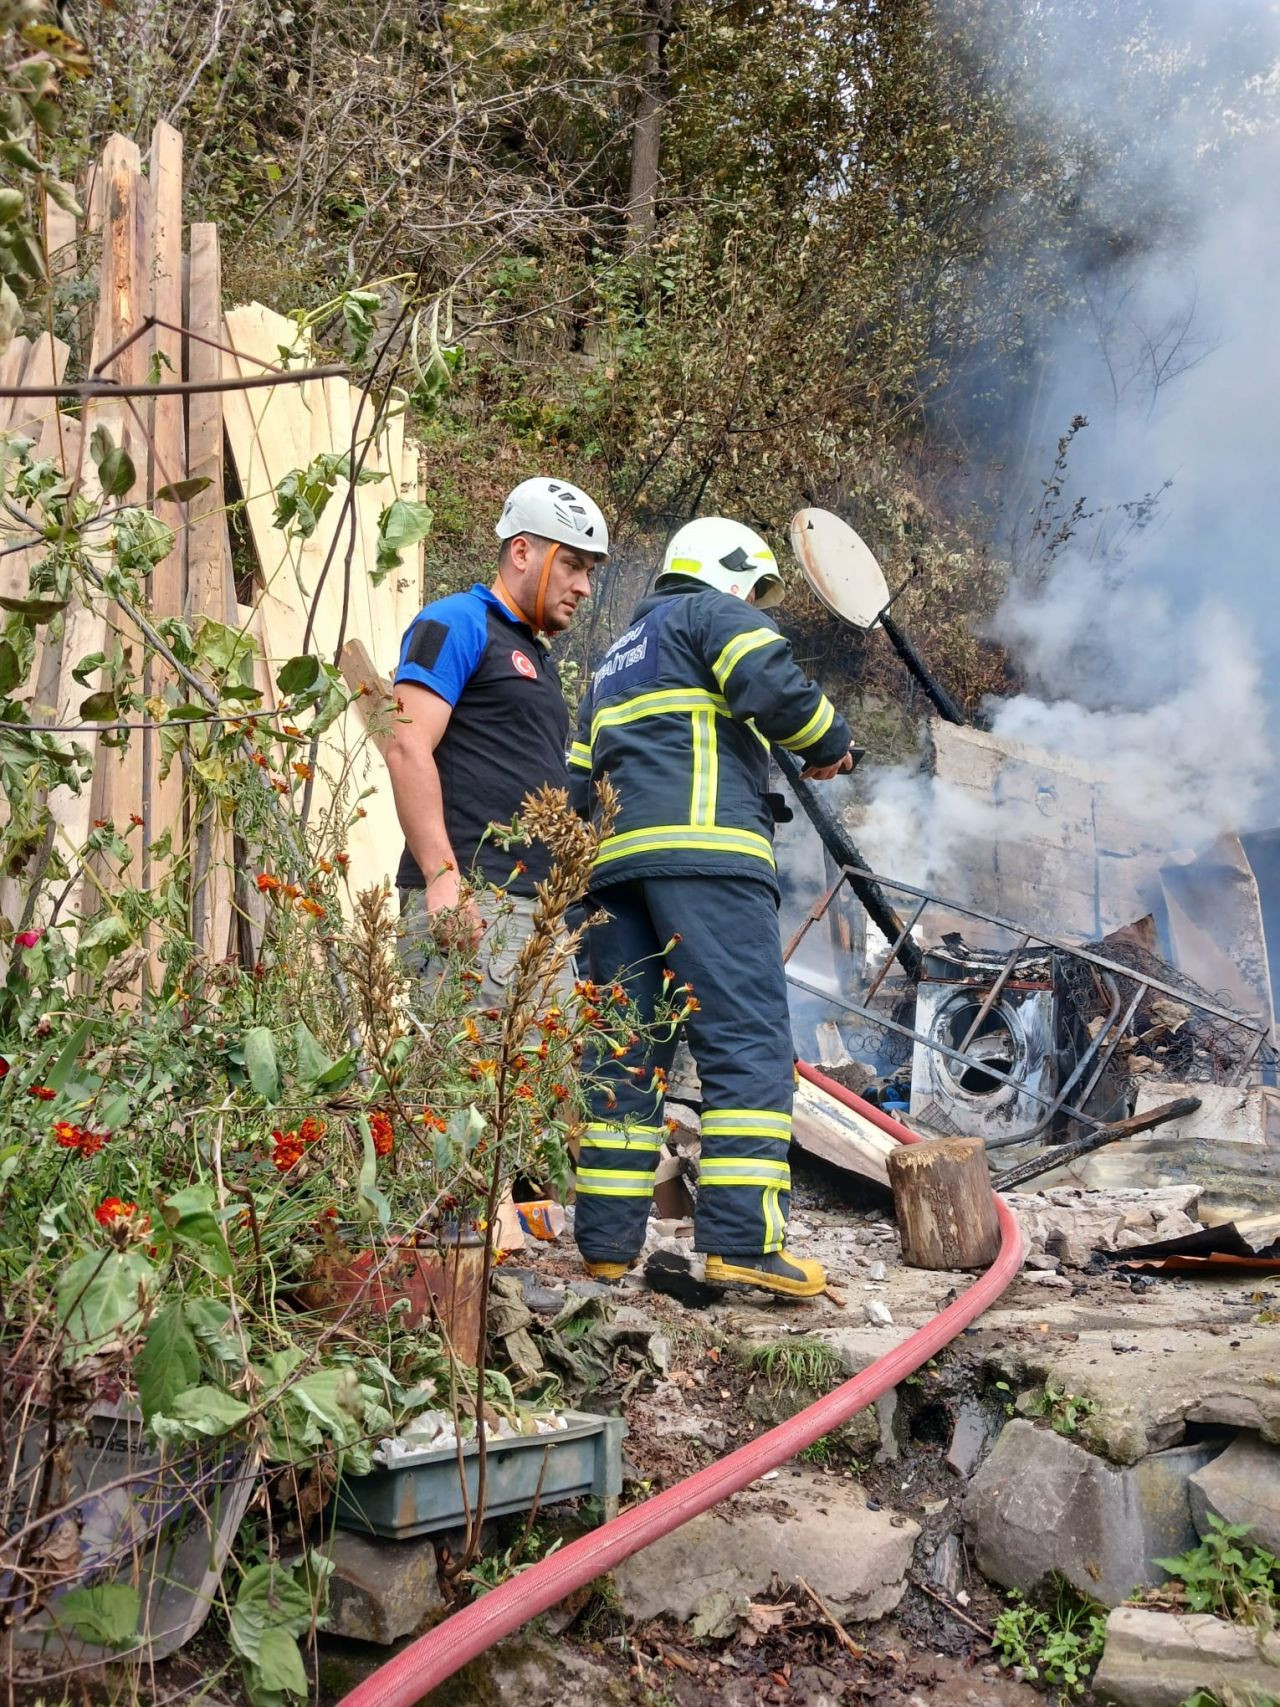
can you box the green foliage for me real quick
[993,1579,1107,1702]
[53,1582,141,1650]
[229,1554,332,1707]
[1025,1380,1099,1438]
[1155,1515,1280,1628]
[746,1336,843,1393]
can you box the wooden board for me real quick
[185,223,231,624]
[791,1075,896,1192]
[144,121,186,973]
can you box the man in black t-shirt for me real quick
[386,478,609,997]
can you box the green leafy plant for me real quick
[746,1337,843,1393]
[1025,1380,1099,1438]
[993,1579,1107,1702]
[1155,1515,1280,1628]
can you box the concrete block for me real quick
[615,1470,918,1625]
[1188,1432,1280,1556]
[1132,1080,1268,1147]
[963,1419,1224,1606]
[1093,1606,1280,1707]
[319,1531,444,1645]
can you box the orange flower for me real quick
[298,898,326,918]
[54,1121,110,1155]
[369,1110,394,1156]
[29,1085,55,1101]
[92,818,109,828]
[298,1116,326,1145]
[552,1083,570,1101]
[317,858,333,874]
[609,983,628,1005]
[280,883,301,900]
[283,725,302,737]
[420,1108,448,1133]
[335,853,350,870]
[271,778,289,794]
[129,814,144,827]
[292,761,314,782]
[250,751,270,768]
[256,872,282,893]
[94,1196,137,1227]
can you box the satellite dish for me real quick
[789,508,890,632]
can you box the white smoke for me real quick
[856,2,1280,900]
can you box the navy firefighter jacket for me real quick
[569,579,853,892]
[393,584,570,897]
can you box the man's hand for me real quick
[800,746,857,782]
[427,868,484,954]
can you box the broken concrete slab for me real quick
[963,1419,1222,1606]
[1092,1606,1280,1707]
[1188,1432,1280,1556]
[318,1531,444,1644]
[1005,1186,1202,1270]
[1132,1079,1269,1147]
[614,1469,919,1625]
[970,1316,1280,1465]
[409,1634,632,1707]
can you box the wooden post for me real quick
[144,120,186,982]
[886,1136,1001,1271]
[185,222,230,624]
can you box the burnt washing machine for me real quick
[908,939,1066,1144]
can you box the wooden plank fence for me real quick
[0,128,423,977]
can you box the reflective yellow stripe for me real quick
[702,1109,792,1137]
[568,741,592,770]
[711,627,782,692]
[700,1156,791,1179]
[690,709,716,827]
[576,1168,656,1197]
[580,1134,665,1154]
[763,1185,784,1252]
[698,1169,793,1191]
[667,557,701,574]
[595,824,775,868]
[592,688,727,741]
[776,695,835,753]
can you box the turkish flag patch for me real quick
[511,650,537,680]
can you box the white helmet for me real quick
[656,516,785,609]
[495,477,609,556]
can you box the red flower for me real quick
[256,873,282,893]
[129,814,144,828]
[292,762,313,782]
[14,930,42,949]
[298,1116,325,1145]
[370,1110,394,1156]
[29,1085,55,1100]
[0,1056,8,1079]
[55,1121,110,1155]
[335,853,350,869]
[272,1127,304,1171]
[94,1196,136,1227]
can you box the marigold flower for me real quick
[53,1120,79,1146]
[609,983,628,1005]
[280,883,301,900]
[298,898,326,918]
[369,1110,394,1156]
[29,1084,56,1100]
[94,1197,137,1227]
[283,725,302,737]
[298,1116,326,1145]
[292,762,313,781]
[552,1083,570,1101]
[335,853,350,869]
[256,872,282,893]
[317,858,333,874]
[92,818,109,828]
[271,778,289,794]
[514,1083,535,1101]
[129,814,144,827]
[250,752,270,768]
[682,996,702,1013]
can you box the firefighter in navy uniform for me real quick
[568,517,855,1298]
[387,478,609,999]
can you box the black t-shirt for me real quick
[394,584,570,896]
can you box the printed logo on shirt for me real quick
[593,609,663,700]
[511,650,538,680]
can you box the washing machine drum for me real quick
[910,982,1056,1139]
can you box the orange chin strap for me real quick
[495,543,561,634]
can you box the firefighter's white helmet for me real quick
[495,478,609,556]
[656,516,784,608]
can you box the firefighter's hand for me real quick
[801,746,856,782]
[427,869,485,954]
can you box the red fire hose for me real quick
[338,1063,1025,1707]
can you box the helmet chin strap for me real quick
[495,542,561,634]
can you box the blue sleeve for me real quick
[393,595,487,706]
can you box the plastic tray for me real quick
[333,1410,626,1539]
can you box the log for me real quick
[886,1136,1000,1270]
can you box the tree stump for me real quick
[886,1137,1000,1270]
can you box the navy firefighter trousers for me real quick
[575,874,795,1264]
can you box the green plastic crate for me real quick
[333,1410,626,1539]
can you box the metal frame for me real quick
[784,862,1277,1146]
